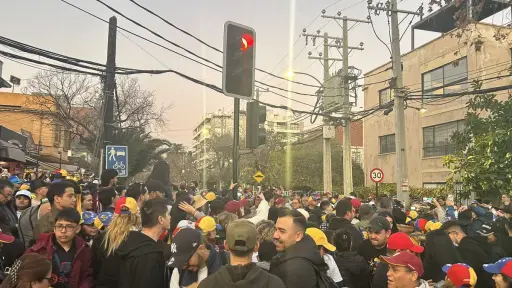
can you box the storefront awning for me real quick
[24,156,59,170]
[0,140,25,163]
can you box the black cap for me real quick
[168,228,202,268]
[369,216,391,232]
[477,223,493,236]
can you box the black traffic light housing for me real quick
[222,21,256,100]
[246,102,266,149]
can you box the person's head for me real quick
[335,199,355,221]
[98,187,119,208]
[1,253,52,288]
[81,192,93,211]
[81,211,99,237]
[379,197,393,212]
[381,251,424,288]
[301,195,309,207]
[145,180,166,199]
[333,229,352,253]
[320,200,332,213]
[306,227,336,257]
[48,181,76,209]
[31,179,48,198]
[53,208,81,245]
[169,228,210,272]
[368,216,392,249]
[359,204,373,220]
[126,183,149,207]
[225,220,259,263]
[100,169,118,187]
[258,240,278,262]
[0,180,14,205]
[442,263,477,288]
[387,232,424,255]
[273,208,307,252]
[308,195,320,208]
[437,196,446,207]
[291,198,302,209]
[146,160,171,187]
[209,199,224,216]
[502,194,511,205]
[256,220,277,242]
[115,185,126,197]
[378,211,395,227]
[141,198,170,231]
[103,197,141,256]
[274,198,286,208]
[15,190,31,211]
[62,179,81,195]
[442,221,467,246]
[483,258,512,288]
[196,216,217,243]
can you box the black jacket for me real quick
[458,236,500,288]
[269,235,327,288]
[333,251,370,288]
[328,217,363,251]
[198,263,285,288]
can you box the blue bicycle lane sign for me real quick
[105,145,128,177]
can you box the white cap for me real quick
[92,179,100,184]
[15,190,31,199]
[297,208,310,221]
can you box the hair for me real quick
[335,199,353,218]
[442,221,464,233]
[230,248,254,258]
[47,181,74,206]
[503,194,511,199]
[256,220,276,242]
[100,169,118,187]
[102,213,141,256]
[170,193,191,232]
[379,197,393,210]
[333,228,353,253]
[115,185,125,195]
[98,187,117,207]
[30,179,47,192]
[0,253,52,288]
[277,208,306,232]
[126,183,147,200]
[62,179,81,195]
[209,199,225,215]
[141,198,169,228]
[0,180,14,191]
[499,273,512,288]
[146,160,171,187]
[320,200,331,211]
[258,240,277,262]
[145,180,166,194]
[359,204,373,219]
[55,208,81,224]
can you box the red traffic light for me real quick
[240,33,254,51]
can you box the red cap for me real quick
[351,198,362,209]
[275,198,286,206]
[415,218,428,232]
[387,232,424,253]
[380,251,424,276]
[114,197,138,215]
[225,200,241,214]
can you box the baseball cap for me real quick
[58,169,68,177]
[82,211,98,225]
[0,228,14,244]
[477,222,505,237]
[407,210,418,220]
[193,195,208,209]
[275,198,286,206]
[196,216,216,234]
[15,190,31,199]
[172,220,196,237]
[351,198,362,209]
[369,216,391,233]
[415,218,429,233]
[225,200,241,214]
[97,212,113,227]
[226,219,257,252]
[380,251,424,276]
[114,197,138,215]
[312,193,321,201]
[297,208,310,221]
[484,258,512,278]
[425,221,442,232]
[306,227,336,252]
[19,184,30,191]
[92,179,100,184]
[8,176,22,184]
[205,192,216,201]
[168,228,203,268]
[387,232,424,253]
[442,263,477,287]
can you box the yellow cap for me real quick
[197,216,216,233]
[20,184,30,191]
[306,228,336,252]
[408,210,418,220]
[425,221,442,232]
[59,169,68,177]
[205,192,216,201]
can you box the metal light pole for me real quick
[58,151,62,169]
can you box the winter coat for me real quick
[328,217,363,250]
[25,233,93,288]
[198,263,285,288]
[269,234,327,288]
[333,251,370,288]
[33,207,59,241]
[96,231,166,288]
[18,204,41,248]
[458,235,500,288]
[0,203,18,236]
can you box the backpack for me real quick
[295,258,338,288]
[18,204,42,248]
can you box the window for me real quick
[352,151,362,164]
[53,124,61,148]
[379,88,393,106]
[423,120,465,157]
[62,130,70,151]
[422,57,468,98]
[423,183,445,189]
[379,134,395,154]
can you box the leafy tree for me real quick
[443,87,512,198]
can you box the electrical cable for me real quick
[367,9,392,55]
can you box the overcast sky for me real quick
[2,0,500,147]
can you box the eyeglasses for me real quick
[44,277,56,285]
[54,224,77,231]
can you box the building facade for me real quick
[363,23,512,187]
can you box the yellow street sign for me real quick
[253,171,265,183]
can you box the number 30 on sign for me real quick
[370,168,384,183]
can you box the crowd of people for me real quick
[0,162,511,287]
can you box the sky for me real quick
[0,0,476,147]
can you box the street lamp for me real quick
[286,71,324,87]
[58,151,62,169]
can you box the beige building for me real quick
[363,22,512,188]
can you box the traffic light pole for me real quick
[103,16,117,173]
[232,97,240,199]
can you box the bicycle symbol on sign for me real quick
[113,161,126,170]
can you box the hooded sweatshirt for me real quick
[457,235,500,288]
[198,263,285,288]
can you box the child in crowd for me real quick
[80,211,99,246]
[14,190,31,218]
[97,212,113,230]
[26,207,93,288]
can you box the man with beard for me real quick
[357,216,391,274]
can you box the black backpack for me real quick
[295,257,339,288]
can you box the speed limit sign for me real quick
[370,168,384,183]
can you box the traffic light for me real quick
[223,21,256,100]
[246,102,266,149]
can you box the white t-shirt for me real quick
[170,266,208,288]
[323,254,343,283]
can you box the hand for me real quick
[178,201,196,215]
[446,199,455,207]
[230,183,238,190]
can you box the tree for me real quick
[443,85,512,198]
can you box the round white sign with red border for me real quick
[370,168,384,183]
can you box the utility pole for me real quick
[322,33,332,194]
[232,97,240,198]
[103,16,117,172]
[368,1,422,206]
